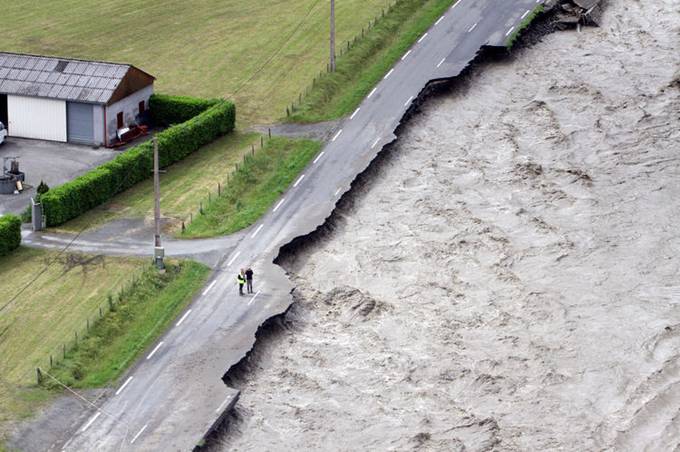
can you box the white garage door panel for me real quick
[8,95,66,142]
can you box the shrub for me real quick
[37,180,50,195]
[149,94,221,126]
[0,214,21,256]
[41,99,236,226]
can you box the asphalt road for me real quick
[55,0,545,450]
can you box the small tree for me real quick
[37,180,50,195]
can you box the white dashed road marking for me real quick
[437,57,446,68]
[468,22,477,32]
[350,107,360,119]
[81,412,101,432]
[505,26,515,37]
[332,129,343,141]
[146,342,164,360]
[313,151,325,164]
[273,198,286,212]
[251,224,264,238]
[202,280,217,295]
[248,290,261,306]
[401,50,412,60]
[418,33,428,43]
[384,69,394,79]
[115,377,133,396]
[175,309,192,327]
[435,16,444,25]
[227,251,241,266]
[368,87,377,98]
[293,174,305,187]
[404,96,414,107]
[131,425,148,444]
[521,9,530,19]
[371,137,380,149]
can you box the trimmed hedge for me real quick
[149,94,221,126]
[41,99,236,227]
[0,214,21,256]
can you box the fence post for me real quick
[208,192,211,203]
[99,307,103,318]
[36,368,42,385]
[181,221,186,234]
[261,136,264,148]
[75,331,78,346]
[86,318,89,332]
[50,355,53,368]
[218,183,221,196]
[286,107,290,117]
[268,128,271,139]
[190,212,193,223]
[63,344,66,359]
[200,202,203,215]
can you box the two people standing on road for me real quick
[237,267,255,295]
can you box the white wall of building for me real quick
[93,104,105,146]
[7,95,67,142]
[105,84,154,144]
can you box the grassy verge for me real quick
[46,260,209,388]
[1,0,393,124]
[53,132,260,235]
[183,137,322,238]
[0,248,146,443]
[289,0,455,123]
[506,5,544,48]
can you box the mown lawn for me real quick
[0,248,208,444]
[54,131,261,235]
[0,0,393,125]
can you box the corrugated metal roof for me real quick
[0,52,149,104]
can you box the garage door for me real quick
[67,102,94,144]
[7,95,66,142]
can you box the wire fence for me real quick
[180,130,273,233]
[286,0,399,117]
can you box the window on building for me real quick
[117,112,124,129]
[139,101,145,114]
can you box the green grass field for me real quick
[184,137,321,237]
[0,248,207,443]
[54,131,261,235]
[0,0,394,125]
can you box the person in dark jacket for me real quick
[237,269,246,295]
[245,267,254,294]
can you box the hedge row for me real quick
[0,214,21,256]
[41,99,236,227]
[149,94,221,126]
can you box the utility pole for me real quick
[330,0,336,72]
[153,136,165,270]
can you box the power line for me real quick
[228,0,323,98]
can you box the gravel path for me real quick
[212,1,680,450]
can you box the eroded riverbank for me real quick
[211,0,680,449]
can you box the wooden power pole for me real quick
[153,136,164,270]
[330,0,336,72]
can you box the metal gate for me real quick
[67,102,94,144]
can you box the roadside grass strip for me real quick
[44,261,209,389]
[505,5,545,48]
[183,137,321,238]
[288,0,457,123]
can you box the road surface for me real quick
[52,0,545,449]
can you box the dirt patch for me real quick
[209,0,680,450]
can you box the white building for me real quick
[0,52,155,146]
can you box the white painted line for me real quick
[437,57,446,68]
[418,33,428,43]
[468,22,477,33]
[313,151,325,164]
[115,377,133,396]
[368,87,377,98]
[81,412,101,432]
[251,224,264,238]
[146,342,164,360]
[227,251,241,266]
[130,425,148,444]
[505,26,515,37]
[175,309,192,327]
[334,188,341,196]
[521,9,530,19]
[273,198,286,212]
[404,96,414,107]
[293,174,305,187]
[350,107,360,119]
[202,280,217,296]
[248,290,261,306]
[216,397,232,413]
[371,137,380,149]
[401,50,412,61]
[435,16,444,25]
[332,129,343,141]
[384,68,394,79]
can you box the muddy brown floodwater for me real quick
[211,0,680,450]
